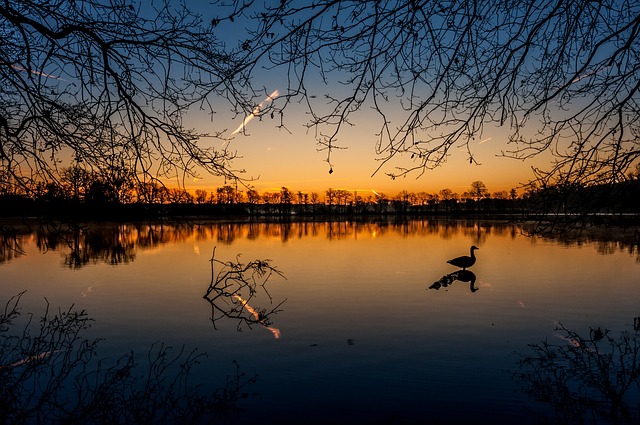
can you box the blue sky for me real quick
[174,0,546,195]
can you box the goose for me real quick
[447,245,479,270]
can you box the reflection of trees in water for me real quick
[298,221,320,239]
[596,237,640,263]
[246,222,261,240]
[596,240,619,256]
[67,226,137,269]
[484,222,520,240]
[523,223,640,263]
[261,222,293,242]
[461,223,489,247]
[514,322,640,424]
[194,224,211,242]
[3,219,639,267]
[0,226,26,264]
[214,222,239,245]
[32,223,138,269]
[327,220,355,240]
[437,222,459,240]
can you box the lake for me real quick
[2,218,640,424]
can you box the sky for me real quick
[187,107,539,197]
[163,0,549,197]
[175,1,556,198]
[180,62,536,194]
[6,1,632,199]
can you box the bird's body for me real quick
[447,246,479,270]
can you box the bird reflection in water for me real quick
[429,269,479,292]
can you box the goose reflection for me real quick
[429,269,478,292]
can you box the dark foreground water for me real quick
[2,219,640,424]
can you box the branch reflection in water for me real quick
[0,293,256,424]
[514,321,640,424]
[203,246,286,337]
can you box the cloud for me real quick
[231,89,279,135]
[6,63,67,81]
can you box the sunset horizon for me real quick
[2,1,639,423]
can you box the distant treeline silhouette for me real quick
[1,169,639,221]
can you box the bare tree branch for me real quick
[204,246,286,333]
[213,0,640,186]
[0,0,253,194]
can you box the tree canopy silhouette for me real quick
[0,0,250,195]
[2,0,639,203]
[212,0,640,189]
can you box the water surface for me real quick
[2,219,639,423]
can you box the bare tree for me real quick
[211,0,640,189]
[194,189,208,204]
[246,188,260,204]
[492,190,509,200]
[279,186,292,204]
[325,188,337,207]
[60,165,93,201]
[470,181,489,202]
[216,185,237,204]
[1,0,250,195]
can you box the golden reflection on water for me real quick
[0,220,640,269]
[2,218,640,423]
[3,219,638,268]
[233,294,281,339]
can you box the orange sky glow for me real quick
[185,103,544,197]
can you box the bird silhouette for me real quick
[447,246,479,270]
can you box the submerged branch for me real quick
[204,246,287,333]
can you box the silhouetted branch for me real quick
[212,0,640,187]
[204,246,286,333]
[1,0,251,195]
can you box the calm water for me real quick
[2,219,640,424]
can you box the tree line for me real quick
[0,164,515,206]
[2,0,639,217]
[2,164,639,219]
